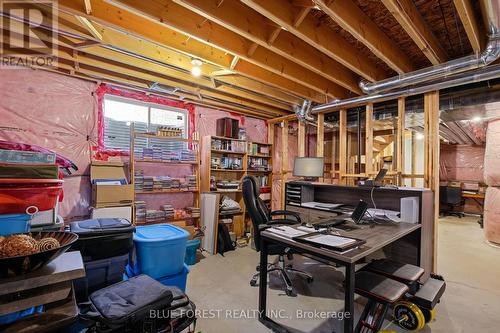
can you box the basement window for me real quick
[103,95,188,152]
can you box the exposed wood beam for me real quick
[293,7,311,28]
[365,103,374,174]
[247,42,259,56]
[6,14,295,112]
[453,0,483,53]
[229,55,240,70]
[396,97,405,185]
[84,0,92,14]
[75,15,102,40]
[173,0,361,94]
[109,0,349,99]
[281,120,289,208]
[317,113,325,157]
[314,0,414,74]
[56,0,326,102]
[298,121,306,157]
[267,27,282,44]
[382,0,447,65]
[339,109,347,185]
[242,0,387,82]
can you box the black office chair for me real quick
[439,185,465,218]
[242,176,313,296]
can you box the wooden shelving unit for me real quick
[200,135,273,238]
[130,124,201,227]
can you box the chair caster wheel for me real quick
[285,287,294,296]
[256,265,260,271]
[421,308,435,323]
[250,278,258,287]
[394,301,425,331]
[306,276,314,283]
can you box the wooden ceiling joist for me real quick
[106,0,348,99]
[2,27,287,118]
[172,0,361,94]
[314,0,414,74]
[453,0,483,53]
[382,0,448,65]
[5,14,296,113]
[56,0,325,103]
[241,0,387,82]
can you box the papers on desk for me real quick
[366,208,402,223]
[304,234,356,247]
[267,226,308,238]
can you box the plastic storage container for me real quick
[0,179,63,214]
[185,239,200,265]
[124,263,190,293]
[130,225,189,279]
[69,218,135,261]
[0,213,31,236]
[0,305,44,325]
[73,254,129,302]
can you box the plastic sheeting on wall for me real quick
[484,186,500,244]
[0,69,98,221]
[484,119,500,186]
[195,106,267,143]
[440,144,485,182]
[0,69,98,175]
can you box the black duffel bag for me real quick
[79,274,196,333]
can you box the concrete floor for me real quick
[187,216,500,332]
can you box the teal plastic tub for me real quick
[130,225,189,279]
[0,214,31,236]
[185,239,200,265]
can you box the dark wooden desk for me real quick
[258,222,421,333]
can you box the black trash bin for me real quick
[68,218,135,301]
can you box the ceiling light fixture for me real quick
[472,116,482,122]
[191,58,203,77]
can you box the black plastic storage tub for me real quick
[68,218,135,261]
[74,254,129,302]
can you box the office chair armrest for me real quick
[270,210,302,223]
[267,219,298,226]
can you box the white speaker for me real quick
[401,196,419,223]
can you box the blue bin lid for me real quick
[134,224,189,242]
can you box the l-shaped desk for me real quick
[258,181,435,333]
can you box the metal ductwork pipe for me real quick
[358,0,500,95]
[311,63,500,113]
[295,100,335,128]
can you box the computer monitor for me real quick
[293,157,324,181]
[374,168,388,182]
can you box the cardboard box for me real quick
[91,206,132,221]
[91,161,134,207]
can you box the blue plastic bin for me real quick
[157,264,190,292]
[0,305,44,325]
[130,225,189,279]
[124,264,190,293]
[185,239,200,265]
[0,214,31,236]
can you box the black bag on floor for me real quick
[79,274,196,333]
[216,223,235,256]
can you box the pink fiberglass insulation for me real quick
[440,144,485,182]
[484,186,500,244]
[0,69,98,175]
[484,119,500,186]
[195,106,267,143]
[0,69,98,220]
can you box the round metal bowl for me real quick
[0,231,78,276]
